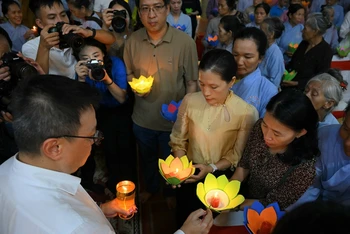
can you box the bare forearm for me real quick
[95,30,116,45]
[173,150,186,157]
[36,45,50,74]
[230,167,249,182]
[105,81,127,103]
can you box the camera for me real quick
[108,10,127,33]
[85,59,105,81]
[0,52,39,111]
[48,22,84,50]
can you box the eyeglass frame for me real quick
[139,4,166,15]
[49,130,104,145]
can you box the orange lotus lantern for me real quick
[128,75,154,94]
[158,155,195,186]
[301,0,310,8]
[288,43,299,53]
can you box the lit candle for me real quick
[116,180,136,220]
[128,75,154,94]
[169,168,179,178]
[205,190,229,209]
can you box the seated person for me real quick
[167,0,192,37]
[217,15,245,53]
[259,17,285,88]
[244,0,263,23]
[230,89,320,211]
[0,0,34,52]
[321,5,339,52]
[304,73,343,128]
[325,0,344,28]
[270,0,288,18]
[246,3,270,29]
[22,0,115,79]
[231,27,278,117]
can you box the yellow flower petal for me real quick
[165,155,174,165]
[223,180,241,199]
[180,156,189,168]
[196,183,208,207]
[204,173,218,193]
[225,194,245,210]
[217,175,229,190]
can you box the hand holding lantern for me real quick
[128,75,154,95]
[196,173,245,212]
[243,201,284,234]
[115,180,137,220]
[159,155,195,186]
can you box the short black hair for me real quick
[2,0,21,17]
[66,0,92,9]
[199,49,237,83]
[135,0,170,7]
[0,26,12,48]
[255,2,271,15]
[219,15,245,39]
[272,201,350,234]
[29,0,64,18]
[10,75,101,155]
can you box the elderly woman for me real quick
[259,17,285,88]
[321,5,339,52]
[283,13,333,90]
[231,27,278,117]
[230,89,320,211]
[304,73,343,128]
[170,49,258,227]
[217,15,245,53]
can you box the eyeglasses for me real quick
[51,130,104,146]
[139,5,165,15]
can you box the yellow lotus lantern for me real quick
[158,155,195,186]
[197,173,244,212]
[128,75,154,94]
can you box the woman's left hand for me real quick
[185,164,212,183]
[281,80,298,87]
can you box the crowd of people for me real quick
[0,0,350,233]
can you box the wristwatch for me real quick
[209,163,218,173]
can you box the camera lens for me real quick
[62,33,85,50]
[91,67,105,81]
[112,17,126,33]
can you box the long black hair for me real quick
[266,89,320,165]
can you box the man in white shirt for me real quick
[22,0,115,79]
[0,74,213,234]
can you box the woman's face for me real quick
[304,81,334,113]
[339,111,350,156]
[68,3,85,19]
[328,8,335,22]
[170,0,182,14]
[112,4,131,29]
[198,69,235,106]
[261,112,303,153]
[289,8,305,25]
[254,7,267,25]
[232,38,262,78]
[6,3,22,26]
[302,24,317,41]
[218,23,232,44]
[79,45,104,62]
[218,0,231,16]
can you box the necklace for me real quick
[207,104,225,131]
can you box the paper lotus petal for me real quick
[185,8,193,13]
[128,75,154,94]
[283,70,297,81]
[243,201,284,234]
[206,35,219,47]
[158,155,195,186]
[288,43,299,53]
[161,100,182,122]
[173,24,186,31]
[196,173,244,212]
[337,46,350,57]
[301,0,310,7]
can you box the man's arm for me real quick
[61,25,116,45]
[175,209,213,234]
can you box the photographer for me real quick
[22,0,116,79]
[74,38,135,194]
[102,0,133,59]
[67,0,102,29]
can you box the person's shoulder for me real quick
[171,27,195,44]
[22,36,40,48]
[128,28,147,41]
[319,124,341,138]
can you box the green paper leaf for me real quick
[166,177,182,185]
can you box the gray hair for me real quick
[305,13,332,35]
[307,73,343,114]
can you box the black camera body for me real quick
[85,59,105,81]
[0,52,38,111]
[48,22,84,50]
[108,10,127,33]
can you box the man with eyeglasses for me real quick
[0,75,137,233]
[123,0,198,207]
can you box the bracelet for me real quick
[87,27,96,38]
[105,80,114,86]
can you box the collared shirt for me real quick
[0,22,29,52]
[167,12,192,37]
[170,91,258,167]
[318,113,339,129]
[124,25,198,131]
[216,41,233,53]
[259,42,285,88]
[0,155,115,234]
[22,36,77,79]
[231,68,278,118]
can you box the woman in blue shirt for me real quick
[246,3,270,29]
[322,5,339,52]
[167,0,192,37]
[277,4,305,63]
[74,38,135,193]
[259,17,285,88]
[231,27,278,117]
[217,15,245,53]
[0,1,34,52]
